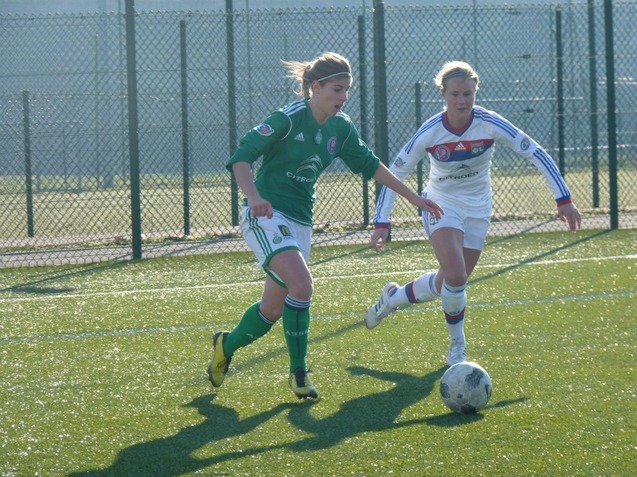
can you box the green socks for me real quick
[222,297,311,374]
[282,296,311,373]
[223,302,274,357]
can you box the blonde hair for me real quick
[434,61,480,92]
[282,52,352,99]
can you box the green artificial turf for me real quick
[1,229,635,476]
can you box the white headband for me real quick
[316,71,352,82]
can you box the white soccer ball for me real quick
[440,361,492,414]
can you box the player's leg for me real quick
[365,271,442,329]
[267,249,313,373]
[430,226,468,365]
[222,276,284,358]
[365,199,461,329]
[267,249,318,399]
[208,208,303,391]
[387,270,442,308]
[435,212,489,365]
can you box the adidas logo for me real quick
[294,132,304,141]
[454,142,467,151]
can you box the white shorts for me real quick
[421,195,491,251]
[240,206,312,283]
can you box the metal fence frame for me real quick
[0,0,635,268]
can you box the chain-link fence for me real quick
[1,2,636,267]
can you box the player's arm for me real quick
[373,163,442,215]
[226,113,289,219]
[490,109,581,231]
[371,163,442,251]
[557,201,581,231]
[370,129,435,250]
[231,161,273,218]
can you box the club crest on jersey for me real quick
[471,142,485,155]
[255,123,274,136]
[327,136,337,155]
[432,145,451,161]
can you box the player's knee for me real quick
[443,273,468,288]
[259,303,283,321]
[287,276,313,301]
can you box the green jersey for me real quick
[226,99,380,225]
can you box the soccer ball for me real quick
[440,361,492,414]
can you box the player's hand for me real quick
[558,202,581,231]
[247,195,273,218]
[370,227,390,252]
[411,196,444,219]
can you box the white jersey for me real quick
[373,106,572,224]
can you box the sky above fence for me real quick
[1,0,600,15]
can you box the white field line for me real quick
[1,254,635,345]
[1,254,636,305]
[1,289,634,346]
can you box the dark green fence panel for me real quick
[0,2,635,267]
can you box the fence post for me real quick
[604,0,618,229]
[180,20,191,236]
[22,91,35,238]
[555,7,565,176]
[125,0,142,259]
[415,82,423,210]
[587,0,600,208]
[226,0,239,226]
[372,0,388,173]
[358,14,370,226]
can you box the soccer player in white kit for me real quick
[365,61,581,366]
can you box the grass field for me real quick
[1,229,636,476]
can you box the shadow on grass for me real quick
[68,370,527,475]
[0,261,128,295]
[418,397,528,427]
[286,369,528,449]
[472,229,612,285]
[287,365,446,451]
[67,394,292,477]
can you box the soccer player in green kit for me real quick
[208,52,443,399]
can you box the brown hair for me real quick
[434,61,480,92]
[282,52,352,98]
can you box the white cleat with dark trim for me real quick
[365,282,399,329]
[446,339,467,366]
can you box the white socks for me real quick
[387,271,440,308]
[441,280,467,343]
[385,273,467,344]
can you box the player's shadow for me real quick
[0,261,127,295]
[473,229,611,285]
[68,394,291,477]
[286,365,446,452]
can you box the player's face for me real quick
[311,76,351,123]
[442,76,477,125]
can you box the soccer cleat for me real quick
[207,331,232,388]
[288,368,319,399]
[446,339,467,367]
[365,282,399,329]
